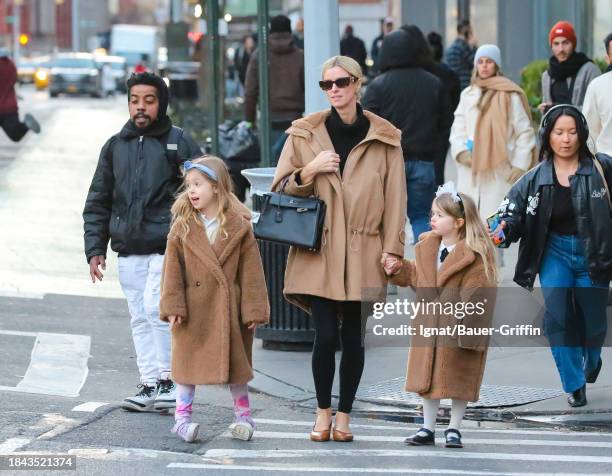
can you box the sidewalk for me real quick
[249,214,612,429]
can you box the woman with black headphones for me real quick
[492,104,612,407]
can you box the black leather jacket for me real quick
[498,153,612,289]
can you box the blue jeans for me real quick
[270,127,288,167]
[539,233,610,393]
[405,160,436,243]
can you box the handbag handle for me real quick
[593,158,612,211]
[273,176,291,223]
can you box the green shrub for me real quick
[519,59,548,123]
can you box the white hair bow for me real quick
[435,181,462,203]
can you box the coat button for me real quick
[196,281,201,287]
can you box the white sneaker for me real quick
[172,421,200,443]
[229,418,255,441]
[154,377,176,410]
[121,384,157,412]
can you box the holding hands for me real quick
[381,252,403,276]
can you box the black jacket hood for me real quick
[378,29,426,72]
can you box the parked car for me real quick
[17,58,36,84]
[48,53,103,98]
[95,55,128,93]
[17,56,49,84]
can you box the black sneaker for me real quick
[404,427,435,446]
[586,358,602,384]
[445,428,463,448]
[568,384,587,407]
[121,384,157,412]
[154,378,176,410]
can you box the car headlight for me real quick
[35,70,48,81]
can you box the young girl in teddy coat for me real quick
[384,182,497,449]
[160,156,269,443]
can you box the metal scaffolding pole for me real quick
[72,0,79,51]
[206,0,220,155]
[257,0,270,167]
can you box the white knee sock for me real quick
[421,398,440,432]
[448,399,468,430]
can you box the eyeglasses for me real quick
[318,76,357,91]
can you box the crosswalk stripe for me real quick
[221,430,612,449]
[253,418,609,438]
[203,448,612,464]
[167,462,584,474]
[72,402,109,412]
[0,332,90,398]
[0,438,30,454]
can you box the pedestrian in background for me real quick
[582,33,612,155]
[272,55,406,443]
[445,20,478,91]
[0,47,41,141]
[340,24,368,77]
[427,30,461,185]
[493,105,612,408]
[450,44,535,222]
[539,21,600,112]
[234,34,256,94]
[244,14,304,165]
[363,25,452,243]
[83,72,201,413]
[370,17,394,76]
[385,182,497,449]
[160,156,269,443]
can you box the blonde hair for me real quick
[321,55,364,99]
[433,193,498,283]
[470,62,503,85]
[170,156,234,240]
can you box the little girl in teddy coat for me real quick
[384,182,498,449]
[160,156,270,443]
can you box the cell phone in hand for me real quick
[487,213,505,247]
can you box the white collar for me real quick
[200,213,217,226]
[439,241,456,254]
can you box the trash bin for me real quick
[242,167,315,350]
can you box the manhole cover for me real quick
[356,377,564,408]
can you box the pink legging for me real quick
[175,383,251,423]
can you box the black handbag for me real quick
[254,178,326,251]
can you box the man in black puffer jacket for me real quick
[362,25,452,243]
[83,72,201,412]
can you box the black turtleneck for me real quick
[325,104,370,176]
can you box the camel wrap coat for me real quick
[159,208,270,385]
[390,232,497,401]
[271,108,407,313]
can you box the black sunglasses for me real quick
[319,76,356,91]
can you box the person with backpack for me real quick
[83,72,201,412]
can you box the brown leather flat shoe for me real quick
[310,423,332,442]
[332,427,354,442]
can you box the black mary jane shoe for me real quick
[586,358,602,384]
[404,428,435,446]
[444,428,463,448]
[567,384,587,407]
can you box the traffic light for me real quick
[19,34,29,46]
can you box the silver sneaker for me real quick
[229,418,255,441]
[172,421,200,443]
